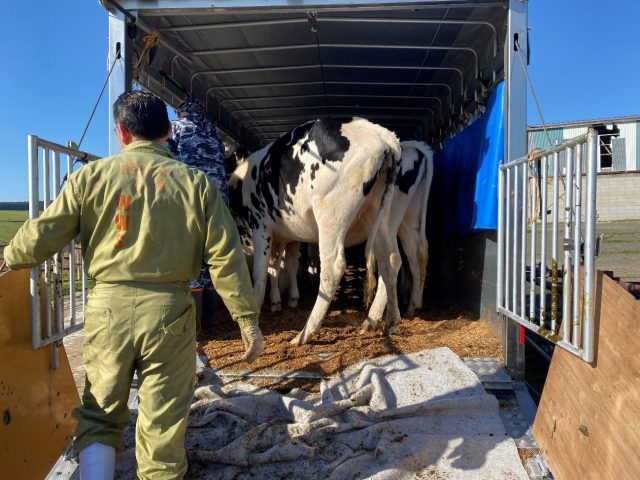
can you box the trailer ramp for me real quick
[103,348,529,479]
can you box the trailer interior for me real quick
[101,0,528,365]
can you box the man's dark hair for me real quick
[113,90,170,140]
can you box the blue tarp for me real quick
[431,81,504,236]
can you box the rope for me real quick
[77,48,121,151]
[514,37,566,212]
[514,37,554,150]
[134,30,160,79]
[60,43,122,189]
[309,13,330,118]
[527,148,541,227]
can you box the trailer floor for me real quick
[200,307,502,392]
[198,262,503,392]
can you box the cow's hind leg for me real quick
[375,228,402,335]
[291,236,346,345]
[267,244,285,312]
[398,223,424,317]
[251,229,273,310]
[283,242,301,308]
[360,274,387,333]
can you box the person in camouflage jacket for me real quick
[167,99,230,322]
[167,99,230,205]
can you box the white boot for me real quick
[79,442,116,480]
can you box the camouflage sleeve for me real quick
[202,177,258,328]
[4,175,81,269]
[166,120,181,157]
[171,119,230,206]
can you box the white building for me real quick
[528,115,640,221]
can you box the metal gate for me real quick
[497,129,599,363]
[27,135,99,368]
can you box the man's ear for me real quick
[116,123,134,147]
[161,121,173,144]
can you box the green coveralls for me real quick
[4,140,259,479]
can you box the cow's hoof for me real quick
[359,321,375,334]
[288,299,299,309]
[290,333,306,346]
[384,324,401,336]
[405,307,416,318]
[270,303,282,313]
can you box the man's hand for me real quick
[240,325,264,363]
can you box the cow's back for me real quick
[231,118,400,243]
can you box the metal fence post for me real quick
[561,146,574,344]
[582,129,598,363]
[503,0,528,377]
[572,145,583,347]
[28,136,41,350]
[497,168,505,311]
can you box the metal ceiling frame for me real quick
[218,94,443,123]
[187,43,480,79]
[160,17,497,57]
[205,81,454,118]
[206,80,452,96]
[190,64,466,96]
[228,105,436,131]
[238,114,431,127]
[105,0,507,148]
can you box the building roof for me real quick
[529,114,640,131]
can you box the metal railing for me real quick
[28,135,99,368]
[497,129,599,363]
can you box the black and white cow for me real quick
[228,117,402,345]
[267,141,434,329]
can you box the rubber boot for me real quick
[79,442,116,480]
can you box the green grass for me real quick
[0,210,28,245]
[63,278,96,296]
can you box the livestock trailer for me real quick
[99,0,532,372]
[4,0,628,478]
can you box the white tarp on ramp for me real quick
[115,347,528,479]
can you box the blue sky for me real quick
[0,0,638,201]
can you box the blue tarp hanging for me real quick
[431,81,504,236]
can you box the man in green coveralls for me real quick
[2,91,263,479]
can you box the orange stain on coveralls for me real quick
[114,194,131,250]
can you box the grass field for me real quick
[0,210,28,245]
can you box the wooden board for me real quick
[0,269,80,480]
[532,271,640,480]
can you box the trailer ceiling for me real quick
[103,1,508,149]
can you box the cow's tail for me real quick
[417,143,434,286]
[364,141,401,307]
[414,142,434,237]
